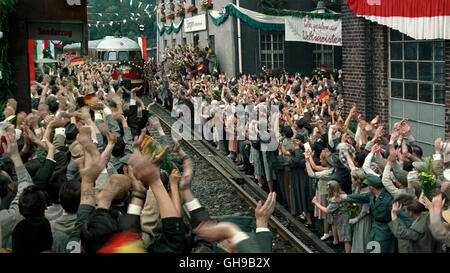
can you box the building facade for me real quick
[341,1,449,155]
[156,0,342,77]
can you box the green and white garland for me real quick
[113,60,146,71]
[157,19,184,35]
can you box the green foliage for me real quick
[263,6,341,20]
[0,0,19,117]
[417,156,437,200]
[87,0,157,48]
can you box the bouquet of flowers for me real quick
[312,66,337,79]
[187,5,197,14]
[262,67,286,78]
[347,203,360,220]
[170,3,176,10]
[167,13,175,20]
[260,0,288,9]
[160,16,167,22]
[176,8,186,17]
[160,7,166,14]
[417,156,437,200]
[201,0,213,11]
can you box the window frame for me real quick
[259,31,285,70]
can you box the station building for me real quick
[156,0,342,78]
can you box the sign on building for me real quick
[28,22,83,42]
[184,14,207,33]
[285,16,342,46]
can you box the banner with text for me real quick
[285,16,342,46]
[184,14,207,33]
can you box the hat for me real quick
[211,100,218,106]
[69,141,84,159]
[327,152,344,168]
[350,168,366,184]
[363,174,383,188]
[12,217,53,253]
[337,143,355,170]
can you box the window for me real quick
[118,51,129,61]
[129,51,142,61]
[313,44,334,68]
[183,38,187,45]
[107,51,117,61]
[388,29,445,104]
[260,31,284,69]
[388,29,446,155]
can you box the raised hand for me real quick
[127,145,170,186]
[77,126,105,183]
[255,192,276,228]
[391,201,402,214]
[132,128,147,151]
[126,165,147,196]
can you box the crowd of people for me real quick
[146,43,450,253]
[0,52,275,253]
[0,40,448,253]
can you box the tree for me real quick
[87,0,157,47]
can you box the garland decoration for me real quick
[167,13,175,20]
[201,0,213,11]
[209,4,285,31]
[263,6,341,20]
[113,60,146,71]
[259,0,288,9]
[176,7,186,17]
[187,5,197,14]
[157,20,184,36]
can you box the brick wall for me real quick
[341,2,389,127]
[446,40,450,139]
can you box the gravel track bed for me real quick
[146,103,297,253]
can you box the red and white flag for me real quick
[346,0,450,39]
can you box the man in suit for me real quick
[340,174,396,253]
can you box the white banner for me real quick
[184,14,207,33]
[285,16,342,46]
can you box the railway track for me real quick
[147,103,335,253]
